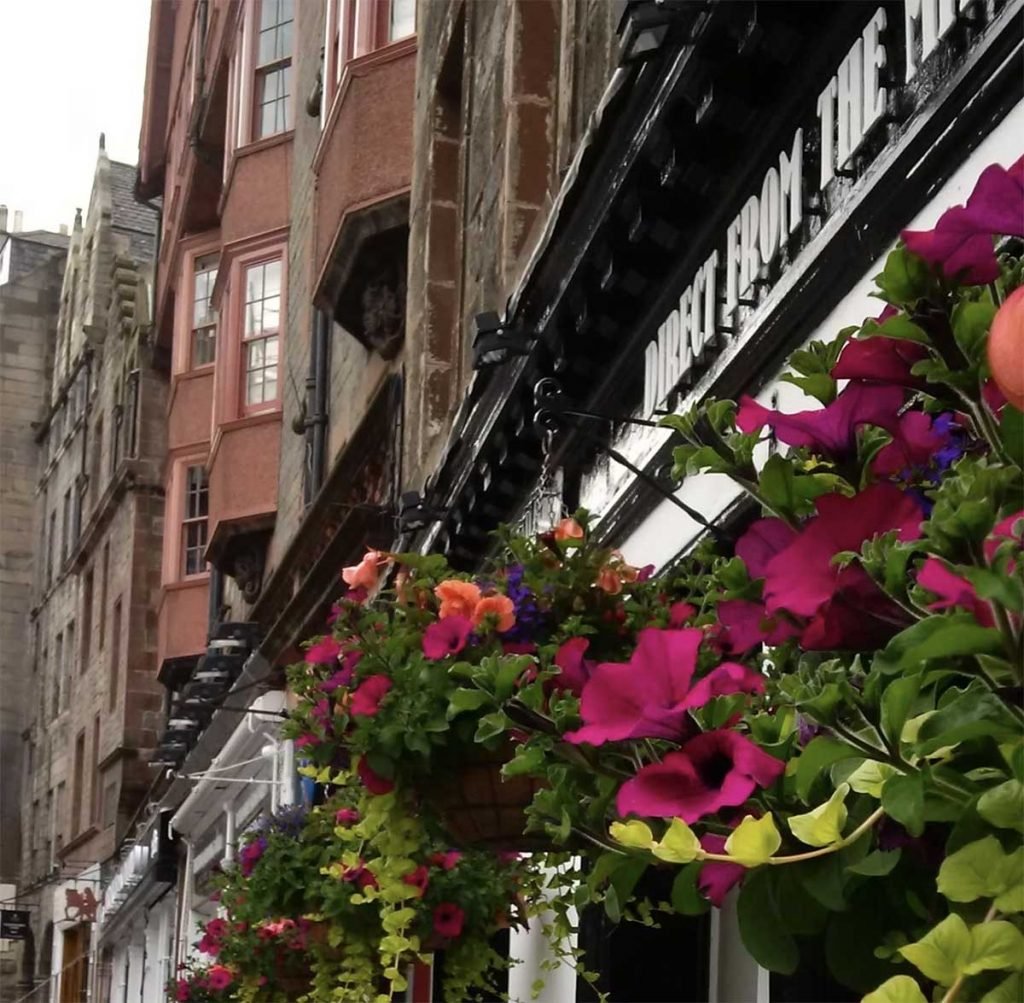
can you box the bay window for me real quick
[191,255,218,366]
[182,465,209,577]
[254,0,294,139]
[242,258,281,408]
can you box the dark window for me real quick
[98,543,109,650]
[109,597,122,712]
[81,569,93,668]
[71,731,85,836]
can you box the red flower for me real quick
[349,675,392,717]
[432,902,466,939]
[403,865,430,897]
[334,807,360,826]
[831,336,928,389]
[306,636,341,667]
[342,861,379,890]
[902,155,1024,284]
[566,628,765,746]
[736,384,904,458]
[204,918,228,941]
[616,729,784,822]
[357,756,394,795]
[206,965,234,991]
[698,833,746,906]
[422,615,473,659]
[428,850,463,870]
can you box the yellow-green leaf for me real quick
[938,837,1008,902]
[788,783,850,847]
[964,921,1024,975]
[725,814,781,867]
[978,780,1024,833]
[609,819,655,850]
[981,972,1024,1003]
[847,761,896,798]
[899,914,971,987]
[652,817,701,864]
[861,975,928,1003]
[994,883,1024,914]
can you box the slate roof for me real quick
[108,160,159,262]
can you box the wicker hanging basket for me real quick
[427,744,547,850]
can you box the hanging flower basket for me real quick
[427,744,547,850]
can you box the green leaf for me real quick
[938,836,1008,902]
[796,737,861,802]
[879,315,932,344]
[473,710,510,743]
[726,814,781,866]
[881,676,922,748]
[788,784,849,847]
[446,687,490,719]
[963,920,1024,975]
[846,849,901,877]
[759,455,800,517]
[609,819,654,850]
[875,614,1005,675]
[652,817,701,864]
[916,686,1021,756]
[1000,406,1023,465]
[951,300,996,362]
[861,976,928,1003]
[847,760,897,798]
[978,780,1024,833]
[670,862,710,916]
[604,883,621,923]
[494,657,528,701]
[737,870,799,974]
[882,773,925,837]
[994,883,1024,914]
[899,913,972,986]
[875,248,933,307]
[799,851,848,911]
[982,972,1024,1003]
[780,371,836,405]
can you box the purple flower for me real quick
[239,836,267,877]
[871,411,963,482]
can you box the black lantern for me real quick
[472,311,533,370]
[615,1,711,65]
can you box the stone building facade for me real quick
[0,220,68,999]
[14,146,162,1002]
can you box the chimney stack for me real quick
[13,210,23,233]
[0,205,7,232]
[59,224,69,236]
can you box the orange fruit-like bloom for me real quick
[553,517,584,541]
[596,567,623,595]
[434,580,482,619]
[472,594,516,633]
[988,285,1024,410]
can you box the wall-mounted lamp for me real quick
[472,311,533,370]
[615,0,712,66]
[398,491,447,533]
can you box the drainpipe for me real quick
[308,310,330,497]
[207,567,224,640]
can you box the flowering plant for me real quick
[166,959,236,1002]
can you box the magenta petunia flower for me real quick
[917,557,994,627]
[403,864,430,897]
[616,729,785,822]
[428,850,463,870]
[565,628,765,746]
[902,155,1024,284]
[349,674,392,717]
[422,615,473,659]
[762,484,923,620]
[716,599,798,654]
[735,518,798,579]
[985,509,1024,564]
[551,637,595,696]
[668,602,696,627]
[502,641,537,655]
[204,918,228,941]
[830,336,928,389]
[698,833,746,906]
[206,965,233,991]
[432,902,466,939]
[238,837,267,877]
[306,635,342,666]
[357,756,394,795]
[335,807,360,826]
[294,733,318,749]
[871,411,955,478]
[736,383,904,458]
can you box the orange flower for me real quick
[434,580,482,619]
[342,550,386,591]
[596,567,623,595]
[553,517,584,542]
[472,594,516,633]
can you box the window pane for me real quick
[263,295,280,332]
[264,259,281,297]
[265,335,279,364]
[390,0,415,40]
[246,263,264,303]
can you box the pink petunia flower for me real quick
[902,155,1024,284]
[342,550,386,592]
[206,965,233,991]
[616,729,785,822]
[735,519,798,580]
[357,756,394,795]
[174,980,191,1002]
[736,383,904,458]
[422,615,473,659]
[830,336,929,389]
[432,902,466,939]
[716,599,798,654]
[428,850,463,870]
[871,412,959,479]
[306,635,342,667]
[668,602,696,627]
[551,637,594,697]
[698,833,746,906]
[335,807,360,826]
[403,865,430,897]
[294,733,319,750]
[565,628,765,746]
[917,557,994,627]
[349,674,392,717]
[204,918,228,941]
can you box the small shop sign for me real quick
[0,909,31,940]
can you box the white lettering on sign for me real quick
[640,2,978,418]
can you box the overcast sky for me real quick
[0,0,152,235]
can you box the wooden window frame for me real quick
[252,0,294,141]
[181,465,209,578]
[239,255,283,413]
[191,254,218,368]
